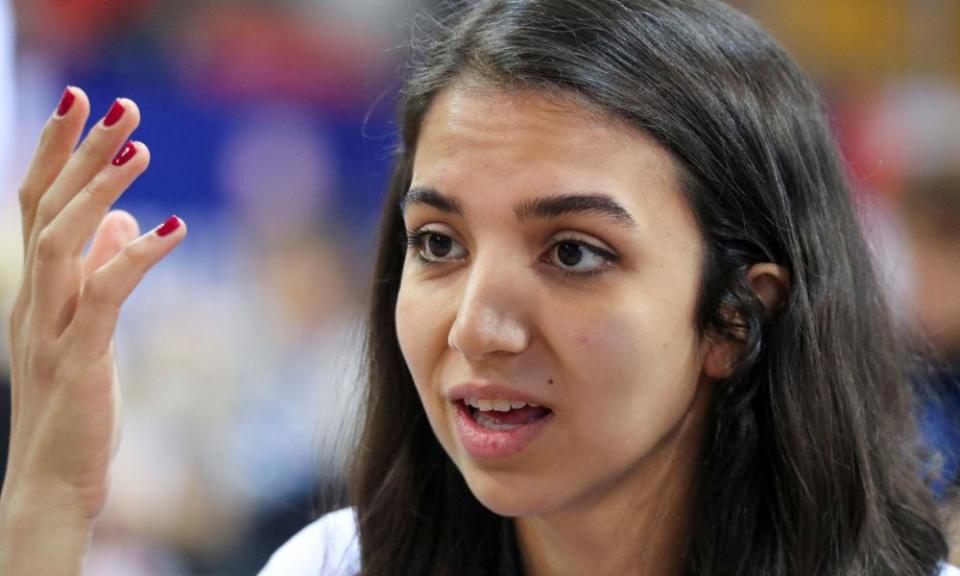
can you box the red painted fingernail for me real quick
[111,141,137,166]
[156,215,181,238]
[56,87,76,117]
[103,99,125,127]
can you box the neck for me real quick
[514,382,710,576]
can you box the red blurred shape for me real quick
[171,5,388,109]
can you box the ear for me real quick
[746,263,791,316]
[701,263,791,380]
[702,335,741,380]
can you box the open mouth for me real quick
[457,399,553,431]
[452,399,554,458]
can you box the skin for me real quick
[395,82,758,575]
[0,83,788,575]
[0,88,185,574]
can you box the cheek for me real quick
[395,287,417,366]
[396,281,455,406]
[396,282,463,457]
[395,284,431,384]
[554,304,703,449]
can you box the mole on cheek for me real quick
[548,378,554,385]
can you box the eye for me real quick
[404,228,619,277]
[545,237,618,277]
[405,229,468,263]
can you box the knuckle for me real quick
[83,272,113,303]
[35,228,62,262]
[17,183,38,208]
[35,196,60,227]
[80,174,107,207]
[23,336,61,381]
[69,139,97,172]
[84,170,105,191]
[121,240,151,269]
[31,340,59,370]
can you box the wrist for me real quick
[0,484,95,576]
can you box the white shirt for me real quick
[259,508,960,576]
[258,508,360,576]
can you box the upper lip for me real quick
[447,382,552,409]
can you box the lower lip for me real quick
[453,402,552,459]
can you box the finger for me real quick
[28,98,141,262]
[19,86,91,251]
[47,141,149,259]
[66,216,186,358]
[82,210,141,278]
[30,142,151,335]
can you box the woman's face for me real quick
[395,82,721,518]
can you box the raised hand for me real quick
[0,87,186,575]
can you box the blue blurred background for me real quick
[1,0,958,573]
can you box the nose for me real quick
[447,256,531,361]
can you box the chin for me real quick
[457,462,562,518]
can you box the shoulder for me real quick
[257,511,957,576]
[258,508,360,576]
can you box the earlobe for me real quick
[746,263,790,316]
[702,335,740,380]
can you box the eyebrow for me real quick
[399,186,639,230]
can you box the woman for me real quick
[1,0,957,574]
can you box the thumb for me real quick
[83,210,141,278]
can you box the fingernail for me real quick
[111,141,137,166]
[103,99,125,127]
[56,87,76,117]
[156,215,181,238]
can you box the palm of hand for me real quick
[3,89,184,527]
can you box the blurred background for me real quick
[0,0,958,573]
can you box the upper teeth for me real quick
[465,398,539,412]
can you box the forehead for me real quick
[410,81,687,225]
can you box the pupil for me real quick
[558,242,582,266]
[428,234,452,257]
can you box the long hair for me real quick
[349,1,948,574]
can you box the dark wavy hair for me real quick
[347,1,948,574]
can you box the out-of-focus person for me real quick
[902,169,960,363]
[901,168,960,564]
[5,1,384,571]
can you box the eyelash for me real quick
[403,229,619,278]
